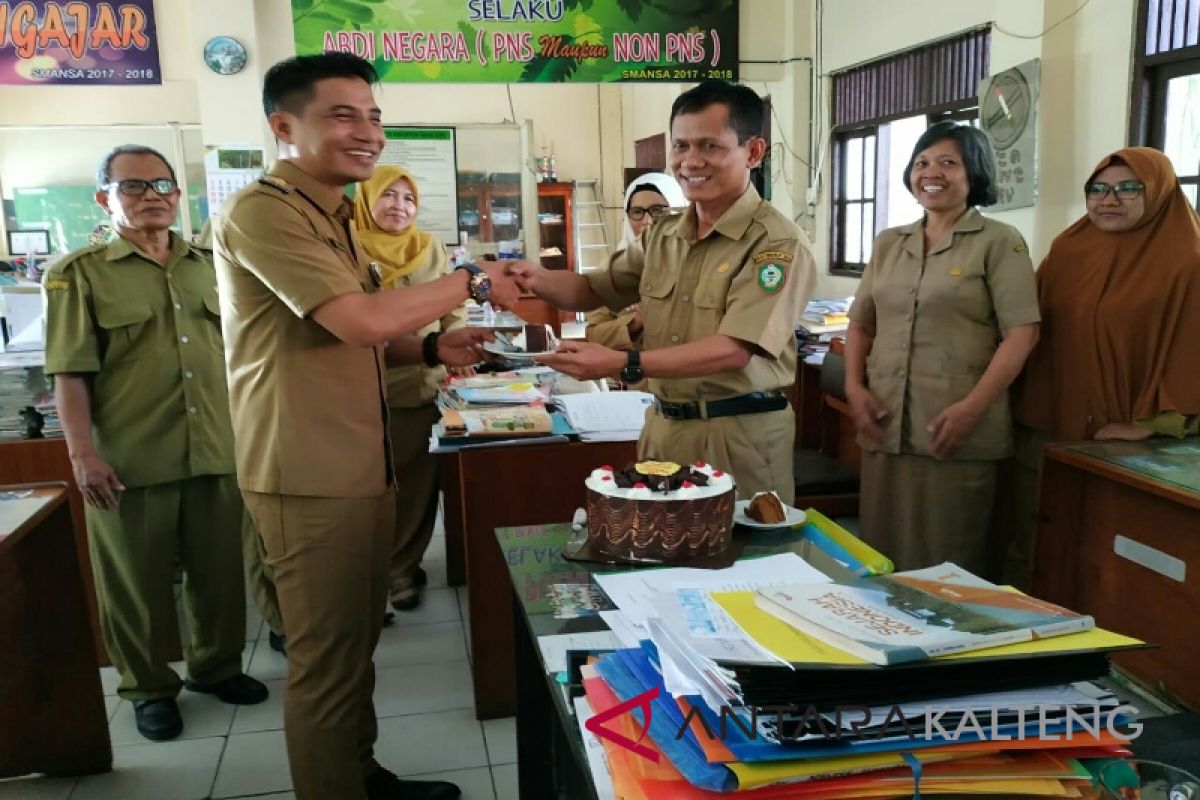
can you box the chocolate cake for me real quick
[523,324,550,352]
[585,460,736,560]
[745,491,787,524]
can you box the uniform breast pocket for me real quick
[639,270,678,345]
[95,300,157,364]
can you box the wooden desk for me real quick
[0,483,111,778]
[0,437,106,663]
[438,438,637,719]
[1033,439,1200,709]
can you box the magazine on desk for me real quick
[754,562,1094,666]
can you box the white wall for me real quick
[810,0,1137,298]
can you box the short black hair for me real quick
[96,145,176,190]
[669,80,763,144]
[903,121,998,207]
[262,53,379,117]
[626,183,666,211]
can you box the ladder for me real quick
[573,179,612,275]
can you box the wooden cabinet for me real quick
[457,174,522,245]
[537,181,574,273]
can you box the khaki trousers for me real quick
[638,405,796,504]
[242,490,393,800]
[241,512,284,636]
[85,474,246,700]
[388,404,442,586]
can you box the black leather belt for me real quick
[654,391,788,421]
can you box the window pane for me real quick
[1184,183,1198,210]
[846,137,864,201]
[863,135,876,200]
[885,115,927,229]
[845,203,863,264]
[862,202,875,262]
[1163,73,1200,180]
[181,128,208,239]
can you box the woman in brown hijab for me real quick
[1006,147,1200,584]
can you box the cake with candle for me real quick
[584,460,736,560]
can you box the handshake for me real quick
[474,259,544,311]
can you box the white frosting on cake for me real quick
[584,461,734,500]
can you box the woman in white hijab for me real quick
[587,172,686,359]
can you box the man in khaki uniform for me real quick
[214,54,517,800]
[199,216,285,650]
[512,81,814,502]
[44,145,267,743]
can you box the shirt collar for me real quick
[105,231,190,264]
[673,183,761,242]
[268,159,353,217]
[898,207,985,256]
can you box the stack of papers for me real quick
[552,390,653,442]
[0,352,60,440]
[561,518,1144,798]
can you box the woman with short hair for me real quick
[845,122,1041,577]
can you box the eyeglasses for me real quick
[1084,181,1145,200]
[106,178,179,197]
[627,204,669,221]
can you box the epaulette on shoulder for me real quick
[51,243,107,270]
[257,175,293,194]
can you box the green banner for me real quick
[292,0,739,83]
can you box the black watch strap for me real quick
[620,350,643,383]
[422,331,441,367]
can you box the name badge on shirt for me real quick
[948,267,963,276]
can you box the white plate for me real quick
[482,341,558,358]
[733,499,806,529]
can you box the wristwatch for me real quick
[620,350,644,384]
[454,262,492,304]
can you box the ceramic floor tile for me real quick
[71,737,225,800]
[422,559,448,589]
[481,716,516,765]
[99,666,121,696]
[455,587,471,621]
[246,633,289,682]
[491,763,518,800]
[373,660,473,717]
[374,709,488,775]
[425,535,447,562]
[401,767,495,800]
[210,729,291,798]
[387,587,459,626]
[108,691,236,746]
[229,678,286,734]
[374,620,467,668]
[0,776,76,800]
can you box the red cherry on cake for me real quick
[600,465,613,471]
[633,482,647,489]
[713,470,724,477]
[694,460,706,468]
[681,480,695,488]
[601,476,612,481]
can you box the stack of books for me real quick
[0,352,60,440]
[575,530,1146,798]
[797,297,853,340]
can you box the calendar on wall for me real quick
[204,146,266,216]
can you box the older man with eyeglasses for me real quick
[43,144,267,743]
